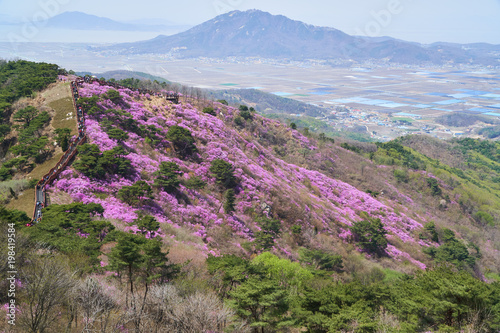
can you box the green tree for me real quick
[207,255,251,297]
[224,189,236,213]
[229,274,288,333]
[99,146,131,176]
[74,144,104,178]
[0,167,12,181]
[109,233,178,330]
[209,159,236,188]
[184,175,206,190]
[165,125,197,157]
[105,89,122,104]
[290,122,297,130]
[252,252,313,288]
[424,228,476,269]
[390,267,500,331]
[350,217,388,255]
[74,144,131,178]
[0,123,10,138]
[474,211,495,226]
[108,233,144,302]
[106,127,129,142]
[298,248,343,272]
[133,214,160,238]
[154,161,181,193]
[55,128,71,151]
[217,99,228,105]
[13,105,38,127]
[254,217,281,251]
[77,96,102,115]
[294,280,386,332]
[117,181,153,206]
[423,221,439,242]
[21,203,108,265]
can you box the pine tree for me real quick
[224,189,236,213]
[154,162,182,193]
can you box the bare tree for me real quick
[77,277,119,333]
[19,255,77,333]
[146,284,241,333]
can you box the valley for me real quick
[2,42,499,141]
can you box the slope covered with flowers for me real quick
[49,81,433,269]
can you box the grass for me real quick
[6,188,35,217]
[6,151,65,216]
[50,97,78,135]
[383,268,405,282]
[0,179,30,203]
[27,151,64,181]
[391,117,414,124]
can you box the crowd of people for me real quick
[29,80,87,225]
[78,75,180,103]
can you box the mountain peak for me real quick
[107,10,499,66]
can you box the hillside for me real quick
[1,62,500,332]
[105,10,500,66]
[210,88,327,117]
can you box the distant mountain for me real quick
[46,11,172,32]
[105,10,500,66]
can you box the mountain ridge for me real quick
[45,11,174,31]
[104,9,500,66]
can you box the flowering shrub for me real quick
[46,81,434,268]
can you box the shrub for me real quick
[202,107,216,116]
[184,176,206,190]
[426,178,442,196]
[254,217,281,250]
[233,116,244,127]
[298,248,343,272]
[474,211,495,226]
[209,159,236,188]
[239,110,252,120]
[341,142,361,153]
[393,169,409,183]
[350,216,388,255]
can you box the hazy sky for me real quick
[1,0,500,44]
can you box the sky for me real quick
[0,0,499,44]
